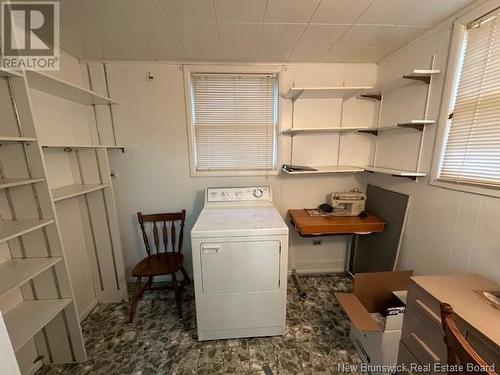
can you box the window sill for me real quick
[190,170,280,178]
[429,177,500,199]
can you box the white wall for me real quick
[369,1,500,284]
[104,62,378,277]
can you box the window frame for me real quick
[183,65,281,177]
[430,0,500,198]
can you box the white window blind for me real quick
[439,12,500,187]
[190,73,278,171]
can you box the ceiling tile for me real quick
[356,0,426,25]
[400,0,474,26]
[214,0,267,23]
[321,46,393,62]
[78,21,186,61]
[311,0,372,24]
[264,0,320,23]
[257,23,306,62]
[288,24,348,62]
[157,0,215,22]
[115,0,165,22]
[172,22,222,59]
[334,25,429,49]
[218,23,262,60]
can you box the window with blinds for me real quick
[438,11,500,187]
[190,73,278,172]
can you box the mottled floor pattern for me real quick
[37,275,362,375]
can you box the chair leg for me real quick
[142,276,153,297]
[129,277,142,323]
[180,266,191,286]
[172,272,182,318]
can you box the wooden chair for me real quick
[440,303,496,375]
[129,210,190,323]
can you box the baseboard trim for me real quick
[290,260,345,275]
[79,299,98,322]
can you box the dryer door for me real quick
[200,240,280,293]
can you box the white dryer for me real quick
[191,186,289,341]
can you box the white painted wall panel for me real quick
[374,2,500,284]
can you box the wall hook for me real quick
[147,71,154,81]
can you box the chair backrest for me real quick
[440,303,496,375]
[137,210,186,256]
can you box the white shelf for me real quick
[0,219,54,244]
[4,299,72,351]
[42,144,105,150]
[52,184,108,202]
[361,69,440,98]
[282,165,365,175]
[364,166,427,178]
[282,126,369,135]
[26,70,117,105]
[285,86,373,101]
[0,69,23,79]
[358,120,435,135]
[0,257,62,297]
[105,145,125,152]
[0,178,45,189]
[0,136,36,143]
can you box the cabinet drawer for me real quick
[398,342,429,375]
[466,329,500,369]
[407,282,440,322]
[402,311,446,366]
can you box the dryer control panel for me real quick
[206,186,272,203]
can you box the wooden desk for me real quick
[289,209,385,236]
[287,209,385,296]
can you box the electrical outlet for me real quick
[312,240,322,246]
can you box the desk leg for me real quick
[347,233,358,278]
[292,269,307,299]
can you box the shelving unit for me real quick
[0,257,62,297]
[0,68,86,373]
[26,70,117,105]
[359,120,435,135]
[282,126,369,135]
[282,165,365,175]
[359,69,440,99]
[52,184,108,202]
[4,299,72,351]
[285,86,372,101]
[364,61,439,180]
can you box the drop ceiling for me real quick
[56,0,474,62]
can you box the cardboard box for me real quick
[335,271,413,371]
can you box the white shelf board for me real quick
[0,69,23,79]
[0,219,54,244]
[282,126,369,135]
[282,165,365,175]
[0,257,62,298]
[26,70,117,105]
[4,299,72,351]
[0,136,36,143]
[42,144,106,150]
[104,145,125,152]
[285,86,373,101]
[358,120,435,134]
[362,69,440,96]
[364,166,427,177]
[52,184,108,202]
[0,178,45,189]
